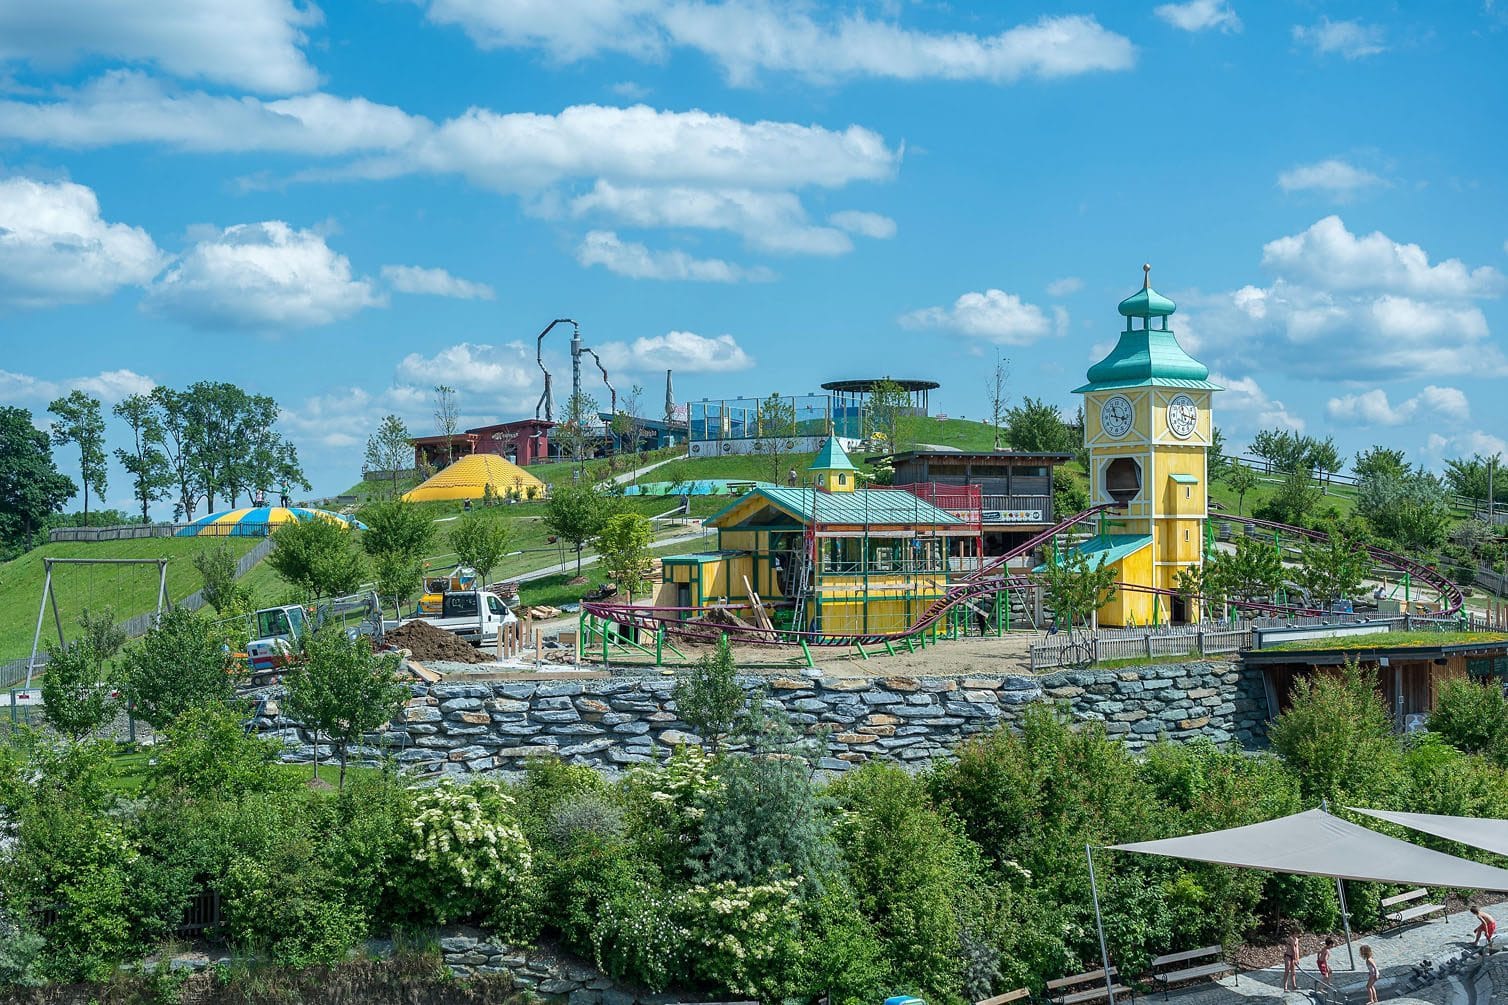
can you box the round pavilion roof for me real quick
[820,378,940,393]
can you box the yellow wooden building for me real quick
[661,438,980,636]
[1072,266,1220,626]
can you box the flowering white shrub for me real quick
[398,778,533,926]
[680,877,803,997]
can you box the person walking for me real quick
[1282,928,1301,991]
[1316,936,1335,991]
[1360,945,1378,1003]
[1470,906,1497,946]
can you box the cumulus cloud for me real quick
[1154,0,1242,34]
[1260,216,1504,299]
[381,264,495,300]
[1426,430,1508,462]
[0,366,155,405]
[1046,276,1084,296]
[394,342,536,397]
[1277,159,1387,200]
[597,331,753,373]
[829,210,896,240]
[1327,385,1471,426]
[144,220,382,330]
[1292,18,1386,59]
[1210,373,1305,435]
[575,231,774,282]
[571,181,853,255]
[425,2,1135,85]
[0,176,164,306]
[900,289,1067,345]
[0,0,321,94]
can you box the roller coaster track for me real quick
[580,508,1463,647]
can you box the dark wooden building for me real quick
[883,450,1071,558]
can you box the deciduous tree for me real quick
[544,483,613,576]
[752,392,798,484]
[1040,546,1118,629]
[0,407,75,553]
[985,352,1011,451]
[285,625,407,788]
[266,517,366,600]
[434,384,460,466]
[1004,397,1075,453]
[47,390,107,527]
[40,637,118,741]
[1352,446,1410,482]
[864,378,911,451]
[449,514,512,585]
[595,512,655,600]
[1222,464,1259,515]
[121,606,237,729]
[672,634,745,753]
[112,393,170,522]
[365,414,414,495]
[1294,524,1370,609]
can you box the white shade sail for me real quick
[1108,809,1508,890]
[1350,808,1508,859]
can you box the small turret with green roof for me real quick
[809,435,857,493]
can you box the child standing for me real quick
[1470,906,1497,946]
[1317,936,1335,989]
[1283,929,1301,991]
[1360,944,1379,1003]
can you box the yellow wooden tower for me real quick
[1073,265,1220,626]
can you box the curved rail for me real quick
[582,509,1463,647]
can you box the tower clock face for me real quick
[1100,394,1134,438]
[1167,393,1199,439]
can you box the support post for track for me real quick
[854,643,868,661]
[655,627,663,666]
[883,639,895,656]
[799,638,814,668]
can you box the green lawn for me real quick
[1264,630,1505,653]
[1207,467,1358,520]
[519,538,709,609]
[107,748,385,796]
[896,415,1002,452]
[0,537,259,662]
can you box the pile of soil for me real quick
[384,620,486,664]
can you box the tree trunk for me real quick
[83,475,90,527]
[338,745,348,790]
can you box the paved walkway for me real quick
[1168,902,1505,1005]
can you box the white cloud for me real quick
[1426,430,1508,462]
[394,342,536,397]
[575,230,774,282]
[1292,18,1386,59]
[572,181,851,255]
[900,289,1066,345]
[1326,385,1471,426]
[1277,159,1387,199]
[1261,216,1504,299]
[0,0,321,94]
[1210,373,1305,434]
[425,3,1135,85]
[144,220,382,330]
[609,81,651,100]
[1046,276,1084,296]
[0,176,164,307]
[829,210,896,240]
[381,264,495,300]
[0,367,155,405]
[597,331,754,373]
[1154,0,1242,34]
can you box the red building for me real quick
[412,418,553,469]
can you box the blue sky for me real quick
[1,0,1505,511]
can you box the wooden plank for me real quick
[1047,968,1115,991]
[1380,888,1429,908]
[1059,985,1129,1005]
[1151,945,1224,968]
[406,659,442,683]
[1159,962,1233,984]
[976,989,1032,1005]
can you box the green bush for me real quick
[121,605,238,730]
[1428,678,1508,765]
[1267,660,1400,805]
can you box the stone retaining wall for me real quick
[253,659,1270,774]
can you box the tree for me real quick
[265,517,366,600]
[1040,547,1118,629]
[553,390,601,475]
[672,634,745,753]
[1268,658,1398,804]
[1353,446,1410,482]
[1207,426,1230,482]
[1444,454,1505,505]
[1355,470,1452,552]
[985,352,1011,451]
[752,392,798,484]
[121,606,237,729]
[449,514,512,585]
[611,384,646,457]
[1222,464,1259,515]
[1306,436,1341,494]
[284,625,407,788]
[149,386,201,520]
[433,384,461,466]
[1207,536,1284,605]
[48,390,107,527]
[40,637,118,741]
[1428,680,1508,765]
[1260,465,1321,526]
[364,414,413,496]
[864,378,910,451]
[1052,467,1088,520]
[1294,525,1370,609]
[544,483,613,576]
[112,393,170,522]
[595,512,655,600]
[1250,428,1309,474]
[1004,397,1075,453]
[193,543,246,613]
[0,407,76,553]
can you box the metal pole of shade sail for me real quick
[1086,845,1117,1005]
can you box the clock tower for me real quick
[1073,266,1221,625]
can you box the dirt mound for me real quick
[384,620,485,663]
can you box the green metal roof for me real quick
[1074,329,1221,393]
[809,436,857,473]
[1118,284,1176,319]
[1170,473,1199,484]
[705,486,964,528]
[663,550,746,564]
[1033,534,1152,572]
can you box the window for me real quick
[838,473,847,486]
[1185,486,1192,499]
[443,593,478,618]
[1103,457,1141,504]
[487,595,506,615]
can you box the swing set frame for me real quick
[25,557,169,689]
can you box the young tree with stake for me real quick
[449,514,512,585]
[284,625,407,789]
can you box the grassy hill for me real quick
[0,537,259,664]
[896,415,1002,452]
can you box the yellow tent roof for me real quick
[403,454,547,503]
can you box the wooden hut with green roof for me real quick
[660,438,982,635]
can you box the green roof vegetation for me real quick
[1263,631,1508,654]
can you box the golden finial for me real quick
[1143,263,1151,289]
